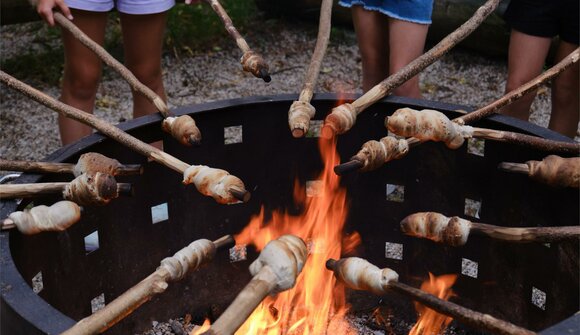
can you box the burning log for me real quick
[288,0,333,137]
[61,235,234,335]
[498,155,580,188]
[52,12,202,146]
[201,0,270,82]
[0,71,250,204]
[401,212,580,245]
[0,152,142,176]
[387,108,580,154]
[203,235,308,335]
[1,200,81,234]
[321,0,501,138]
[326,257,537,335]
[0,172,130,206]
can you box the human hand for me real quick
[36,0,73,26]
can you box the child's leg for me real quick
[59,9,107,145]
[119,12,168,119]
[501,29,551,121]
[548,40,579,138]
[351,5,389,92]
[387,18,428,99]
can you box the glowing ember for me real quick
[234,135,360,334]
[190,318,211,335]
[409,273,457,335]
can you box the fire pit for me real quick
[1,94,578,334]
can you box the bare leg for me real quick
[351,6,389,92]
[119,12,168,119]
[549,40,579,138]
[387,18,429,99]
[501,29,551,121]
[59,9,107,145]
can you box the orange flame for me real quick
[409,273,457,335]
[190,318,211,335]
[235,135,360,334]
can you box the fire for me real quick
[190,318,211,335]
[409,273,457,335]
[235,134,360,334]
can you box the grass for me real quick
[1,0,258,85]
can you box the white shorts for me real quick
[65,0,175,15]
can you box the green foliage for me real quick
[165,0,258,54]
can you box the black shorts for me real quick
[503,0,579,45]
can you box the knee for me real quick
[63,66,101,100]
[130,63,163,89]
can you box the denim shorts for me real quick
[65,0,175,15]
[339,0,434,24]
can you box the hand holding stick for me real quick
[0,152,142,177]
[0,172,130,206]
[288,0,333,137]
[61,235,234,335]
[203,235,308,335]
[499,155,580,188]
[203,0,270,82]
[53,12,202,146]
[321,0,501,137]
[326,257,536,335]
[0,71,249,204]
[401,212,580,245]
[2,201,81,234]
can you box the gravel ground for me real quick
[0,16,563,164]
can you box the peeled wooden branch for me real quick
[499,155,580,188]
[61,235,234,335]
[0,71,249,204]
[335,51,580,174]
[53,12,202,146]
[1,201,81,234]
[326,257,536,335]
[321,0,501,137]
[203,0,270,82]
[0,152,142,177]
[458,47,580,125]
[203,235,308,335]
[0,172,130,206]
[288,0,333,137]
[387,108,580,154]
[401,212,580,245]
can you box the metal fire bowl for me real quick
[1,94,578,335]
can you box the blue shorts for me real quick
[65,0,174,15]
[339,0,433,24]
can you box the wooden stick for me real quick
[499,155,580,188]
[0,71,249,204]
[2,201,81,234]
[203,0,271,82]
[288,0,333,138]
[61,235,234,335]
[0,153,143,177]
[53,12,202,146]
[326,257,537,335]
[321,0,501,137]
[458,47,580,125]
[471,128,579,154]
[0,172,130,205]
[203,235,308,335]
[401,212,580,246]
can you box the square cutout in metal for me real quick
[305,120,323,138]
[467,138,485,156]
[229,244,247,263]
[224,125,243,145]
[461,258,478,278]
[84,231,100,255]
[531,287,546,310]
[464,198,481,218]
[386,184,404,202]
[91,293,105,314]
[32,271,43,294]
[151,203,169,224]
[385,242,403,260]
[306,180,323,197]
